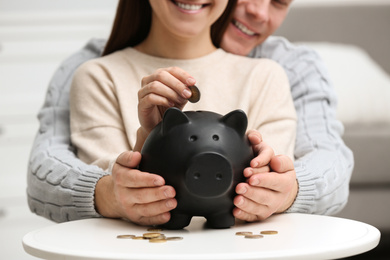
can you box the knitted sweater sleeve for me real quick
[250,36,354,215]
[27,39,108,222]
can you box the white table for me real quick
[23,213,380,260]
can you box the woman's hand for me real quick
[94,151,177,226]
[233,130,298,222]
[137,67,196,132]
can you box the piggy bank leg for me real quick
[206,212,235,229]
[161,213,192,229]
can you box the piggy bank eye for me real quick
[212,135,219,141]
[189,135,198,142]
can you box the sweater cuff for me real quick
[285,162,317,213]
[72,167,110,219]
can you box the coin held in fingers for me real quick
[188,85,200,103]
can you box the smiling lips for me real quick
[233,20,257,36]
[172,0,207,12]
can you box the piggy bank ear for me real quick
[220,109,248,137]
[162,107,190,135]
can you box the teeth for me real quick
[233,20,256,36]
[176,2,203,11]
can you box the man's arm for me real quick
[250,36,354,215]
[27,38,107,222]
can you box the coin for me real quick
[143,232,162,239]
[155,234,166,239]
[132,236,146,240]
[116,234,135,239]
[149,238,167,243]
[260,230,278,235]
[245,234,264,239]
[188,85,200,103]
[166,236,183,241]
[236,231,253,236]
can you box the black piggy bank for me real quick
[139,107,253,229]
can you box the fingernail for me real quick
[164,188,174,198]
[237,186,247,194]
[251,161,259,168]
[182,88,192,99]
[166,199,176,208]
[154,179,164,186]
[236,197,244,206]
[186,77,196,86]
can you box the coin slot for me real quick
[212,134,219,141]
[189,135,197,142]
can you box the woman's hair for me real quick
[102,0,237,56]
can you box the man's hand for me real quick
[233,130,298,222]
[94,151,177,226]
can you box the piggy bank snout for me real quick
[185,153,233,197]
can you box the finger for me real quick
[235,182,274,206]
[116,151,142,168]
[141,67,196,100]
[132,198,177,219]
[248,171,283,191]
[131,211,172,226]
[233,207,271,222]
[129,185,176,204]
[243,165,270,178]
[247,129,262,146]
[233,195,272,221]
[249,169,296,195]
[112,163,166,188]
[165,66,196,98]
[138,80,186,106]
[250,141,274,168]
[269,154,294,173]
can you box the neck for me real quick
[135,22,217,60]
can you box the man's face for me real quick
[221,0,292,56]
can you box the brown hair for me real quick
[102,0,237,56]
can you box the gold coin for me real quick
[132,236,146,240]
[116,234,135,239]
[143,232,162,239]
[147,228,163,232]
[260,230,278,235]
[149,238,167,243]
[245,234,264,239]
[155,234,166,239]
[235,231,253,236]
[188,85,200,103]
[166,236,183,241]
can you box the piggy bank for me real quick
[139,107,253,229]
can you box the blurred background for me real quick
[0,0,389,259]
